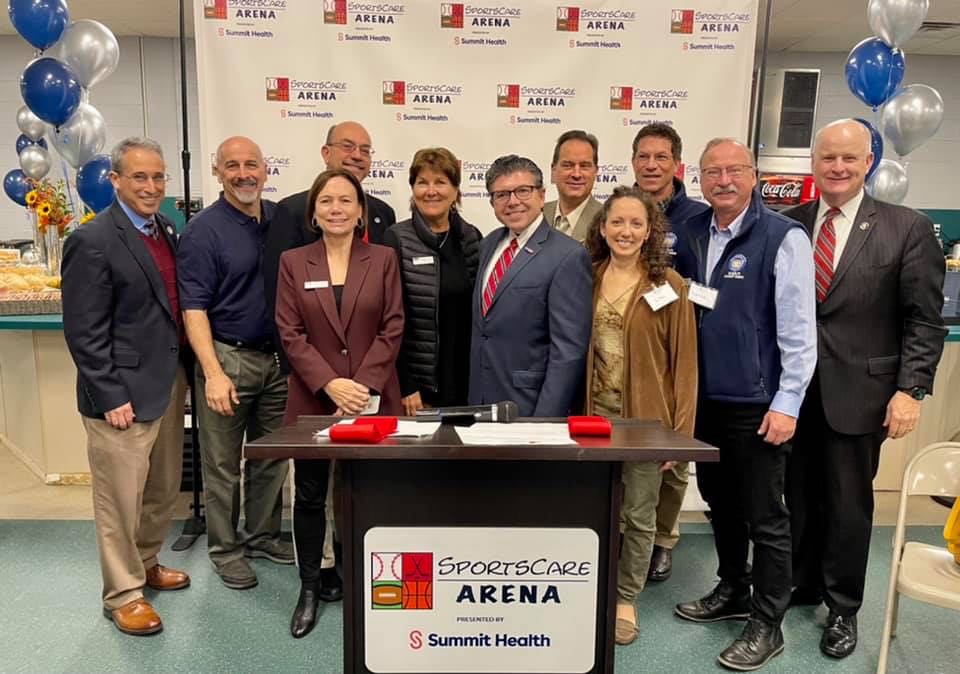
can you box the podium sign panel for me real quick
[364,527,599,673]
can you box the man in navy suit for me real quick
[469,154,593,417]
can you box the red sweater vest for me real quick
[138,232,183,340]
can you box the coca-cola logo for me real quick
[761,181,802,199]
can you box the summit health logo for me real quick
[371,552,433,610]
[499,83,577,126]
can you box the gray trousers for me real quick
[194,342,289,566]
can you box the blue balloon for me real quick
[77,154,115,213]
[854,118,884,180]
[15,133,48,155]
[20,57,82,127]
[4,169,30,206]
[845,38,905,109]
[8,0,69,51]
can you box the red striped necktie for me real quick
[481,237,519,316]
[814,207,841,302]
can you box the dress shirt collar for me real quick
[815,189,865,226]
[554,197,590,232]
[709,203,751,238]
[117,199,154,236]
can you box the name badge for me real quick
[689,282,718,310]
[360,395,381,416]
[304,280,329,290]
[643,283,679,312]
[412,256,434,266]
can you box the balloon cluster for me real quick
[844,1,944,204]
[4,0,118,213]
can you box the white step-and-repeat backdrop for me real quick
[194,0,759,232]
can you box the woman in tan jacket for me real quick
[584,185,697,645]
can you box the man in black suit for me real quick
[784,119,947,658]
[264,120,396,372]
[62,138,190,636]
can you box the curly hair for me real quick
[585,186,670,285]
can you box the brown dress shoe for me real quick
[103,598,163,636]
[145,564,191,591]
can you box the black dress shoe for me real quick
[821,612,857,658]
[319,568,344,602]
[647,545,673,582]
[675,581,751,622]
[290,583,320,639]
[789,586,823,607]
[717,618,784,671]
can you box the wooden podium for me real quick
[246,417,717,674]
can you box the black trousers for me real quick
[787,376,884,616]
[292,458,331,584]
[695,401,792,625]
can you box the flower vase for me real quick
[44,227,62,276]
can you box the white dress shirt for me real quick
[481,218,541,294]
[553,197,591,237]
[813,190,865,272]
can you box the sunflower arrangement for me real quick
[24,179,81,235]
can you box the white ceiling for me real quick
[762,0,960,55]
[0,1,958,54]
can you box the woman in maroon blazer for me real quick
[275,168,404,638]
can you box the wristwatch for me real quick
[899,386,928,401]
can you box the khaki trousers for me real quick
[194,343,288,566]
[653,461,690,549]
[84,365,187,610]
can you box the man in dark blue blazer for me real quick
[62,138,190,636]
[469,154,593,417]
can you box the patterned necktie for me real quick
[143,218,159,240]
[481,238,519,316]
[814,207,841,302]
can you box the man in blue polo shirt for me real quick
[672,138,816,671]
[177,136,291,590]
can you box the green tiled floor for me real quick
[0,521,956,673]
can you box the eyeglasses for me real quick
[327,140,374,157]
[122,172,171,186]
[490,185,540,204]
[701,164,754,180]
[634,153,675,167]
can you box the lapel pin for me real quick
[859,222,870,231]
[166,226,174,235]
[524,246,534,254]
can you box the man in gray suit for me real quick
[784,119,946,659]
[543,130,603,242]
[469,154,593,417]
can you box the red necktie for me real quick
[814,207,841,302]
[481,238,519,316]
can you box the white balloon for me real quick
[19,144,52,180]
[55,19,120,89]
[49,102,107,169]
[16,105,46,141]
[867,0,929,48]
[866,158,909,204]
[879,84,944,157]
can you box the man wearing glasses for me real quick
[469,154,592,417]
[62,138,190,635]
[630,122,710,584]
[177,136,292,590]
[672,139,816,671]
[543,129,602,242]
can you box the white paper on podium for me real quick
[454,422,577,445]
[313,420,442,438]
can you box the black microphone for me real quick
[414,401,519,425]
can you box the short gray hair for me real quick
[110,137,164,173]
[698,137,753,168]
[485,154,543,193]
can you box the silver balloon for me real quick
[880,84,944,157]
[55,20,120,89]
[866,158,909,204]
[19,144,52,180]
[49,102,107,169]
[16,105,46,141]
[867,0,929,48]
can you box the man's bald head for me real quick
[321,121,373,182]
[811,119,874,208]
[213,135,267,214]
